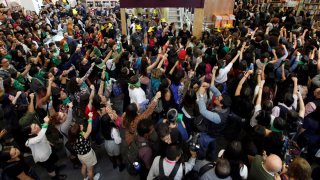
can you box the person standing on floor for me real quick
[24,116,66,180]
[68,112,100,180]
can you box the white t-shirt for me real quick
[272,94,298,118]
[26,128,52,163]
[128,87,147,105]
[215,62,233,84]
[106,59,116,71]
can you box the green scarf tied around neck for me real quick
[271,124,283,133]
[62,97,71,105]
[128,81,141,89]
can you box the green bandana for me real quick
[116,43,122,54]
[93,47,102,57]
[16,74,25,84]
[271,125,282,133]
[52,55,61,66]
[105,71,109,82]
[63,43,69,53]
[62,97,71,105]
[4,54,12,61]
[128,81,141,89]
[13,80,25,91]
[41,123,49,129]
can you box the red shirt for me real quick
[85,105,98,119]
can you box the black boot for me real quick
[110,156,117,169]
[117,155,125,172]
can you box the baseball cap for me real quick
[136,24,142,30]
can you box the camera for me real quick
[188,133,200,152]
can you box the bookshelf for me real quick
[302,0,320,23]
[85,0,118,8]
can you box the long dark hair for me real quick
[100,114,116,140]
[123,103,138,128]
[67,77,80,94]
[68,124,80,144]
[223,141,244,180]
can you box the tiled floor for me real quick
[27,144,140,180]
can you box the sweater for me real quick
[123,99,157,145]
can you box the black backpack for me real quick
[154,157,184,180]
[126,139,149,176]
[183,162,216,180]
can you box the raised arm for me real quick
[252,70,262,104]
[292,76,298,96]
[300,29,308,46]
[281,63,286,81]
[83,112,93,139]
[197,85,221,124]
[104,104,118,121]
[157,54,166,69]
[255,78,265,106]
[293,34,297,49]
[26,116,50,146]
[39,76,53,106]
[12,91,22,105]
[98,68,106,96]
[289,31,293,43]
[103,49,113,64]
[140,92,161,119]
[310,47,317,60]
[230,50,241,64]
[235,70,253,96]
[147,54,162,73]
[297,92,305,118]
[28,93,35,113]
[87,85,95,111]
[80,62,95,83]
[169,61,179,75]
[21,64,31,77]
[211,66,218,86]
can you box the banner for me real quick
[120,0,205,8]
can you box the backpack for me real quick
[183,162,216,180]
[112,81,123,97]
[193,109,230,137]
[126,139,149,176]
[154,157,184,180]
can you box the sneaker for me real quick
[84,177,89,180]
[93,173,100,180]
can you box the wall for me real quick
[203,0,235,22]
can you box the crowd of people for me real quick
[0,0,320,180]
